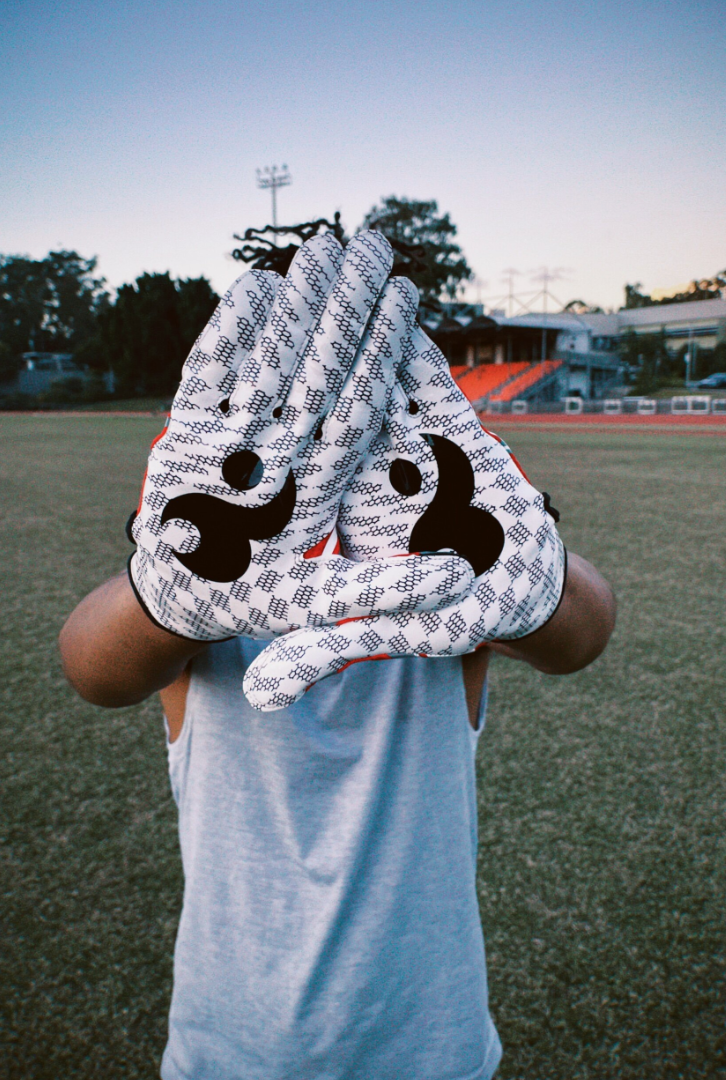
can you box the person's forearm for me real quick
[59,573,209,708]
[490,551,615,674]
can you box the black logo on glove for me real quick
[161,450,296,582]
[390,434,505,577]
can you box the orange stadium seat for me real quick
[455,362,529,404]
[449,365,468,381]
[490,361,563,402]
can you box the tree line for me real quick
[0,197,472,403]
[0,253,219,397]
[1,196,723,402]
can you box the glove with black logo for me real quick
[243,322,565,709]
[128,233,474,642]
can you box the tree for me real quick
[98,272,218,396]
[622,270,726,310]
[665,271,726,303]
[0,251,108,362]
[620,329,677,393]
[231,199,472,316]
[42,251,109,349]
[231,214,346,277]
[0,256,47,361]
[622,283,654,310]
[563,299,604,315]
[361,197,472,313]
[0,341,15,384]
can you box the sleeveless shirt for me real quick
[161,637,502,1080]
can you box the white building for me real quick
[499,297,726,397]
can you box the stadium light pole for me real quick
[256,165,292,244]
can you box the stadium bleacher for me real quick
[455,362,529,403]
[489,360,563,403]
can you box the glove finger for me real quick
[242,606,467,712]
[244,526,566,710]
[384,326,471,448]
[242,624,382,711]
[322,276,419,449]
[300,550,474,625]
[228,232,344,421]
[398,323,464,414]
[174,269,281,415]
[290,277,420,527]
[283,231,395,442]
[337,328,462,552]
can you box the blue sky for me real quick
[1,0,724,310]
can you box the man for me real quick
[60,232,615,1079]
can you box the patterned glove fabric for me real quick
[129,232,474,641]
[243,322,566,710]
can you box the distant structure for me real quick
[256,165,292,236]
[426,297,726,406]
[15,353,114,397]
[18,353,78,395]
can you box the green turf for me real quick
[68,397,171,413]
[1,416,724,1078]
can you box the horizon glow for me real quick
[1,0,724,312]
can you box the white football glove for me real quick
[129,233,474,642]
[244,322,565,709]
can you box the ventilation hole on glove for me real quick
[389,458,422,497]
[272,406,283,419]
[314,421,324,441]
[222,449,264,490]
[219,397,230,415]
[408,400,419,415]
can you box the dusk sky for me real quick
[2,0,724,312]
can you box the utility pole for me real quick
[541,268,549,362]
[530,266,568,362]
[256,165,292,243]
[502,268,520,318]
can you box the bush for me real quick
[0,389,38,410]
[81,372,112,403]
[38,377,85,405]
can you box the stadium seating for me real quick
[449,365,468,382]
[455,362,529,403]
[489,360,563,402]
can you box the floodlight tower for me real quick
[256,165,292,242]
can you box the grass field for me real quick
[1,415,724,1079]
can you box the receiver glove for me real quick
[244,322,565,708]
[129,233,474,641]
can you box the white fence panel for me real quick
[671,395,710,415]
[564,397,584,415]
[711,398,726,415]
[603,399,622,415]
[637,399,657,415]
[511,399,528,415]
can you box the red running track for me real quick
[483,412,726,434]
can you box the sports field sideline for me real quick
[1,414,724,1079]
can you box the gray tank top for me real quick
[161,638,502,1080]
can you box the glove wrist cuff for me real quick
[127,553,231,643]
[500,538,568,642]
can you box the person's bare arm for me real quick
[489,551,615,673]
[59,573,209,708]
[458,552,614,728]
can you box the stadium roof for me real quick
[616,297,726,329]
[499,312,619,334]
[497,297,726,336]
